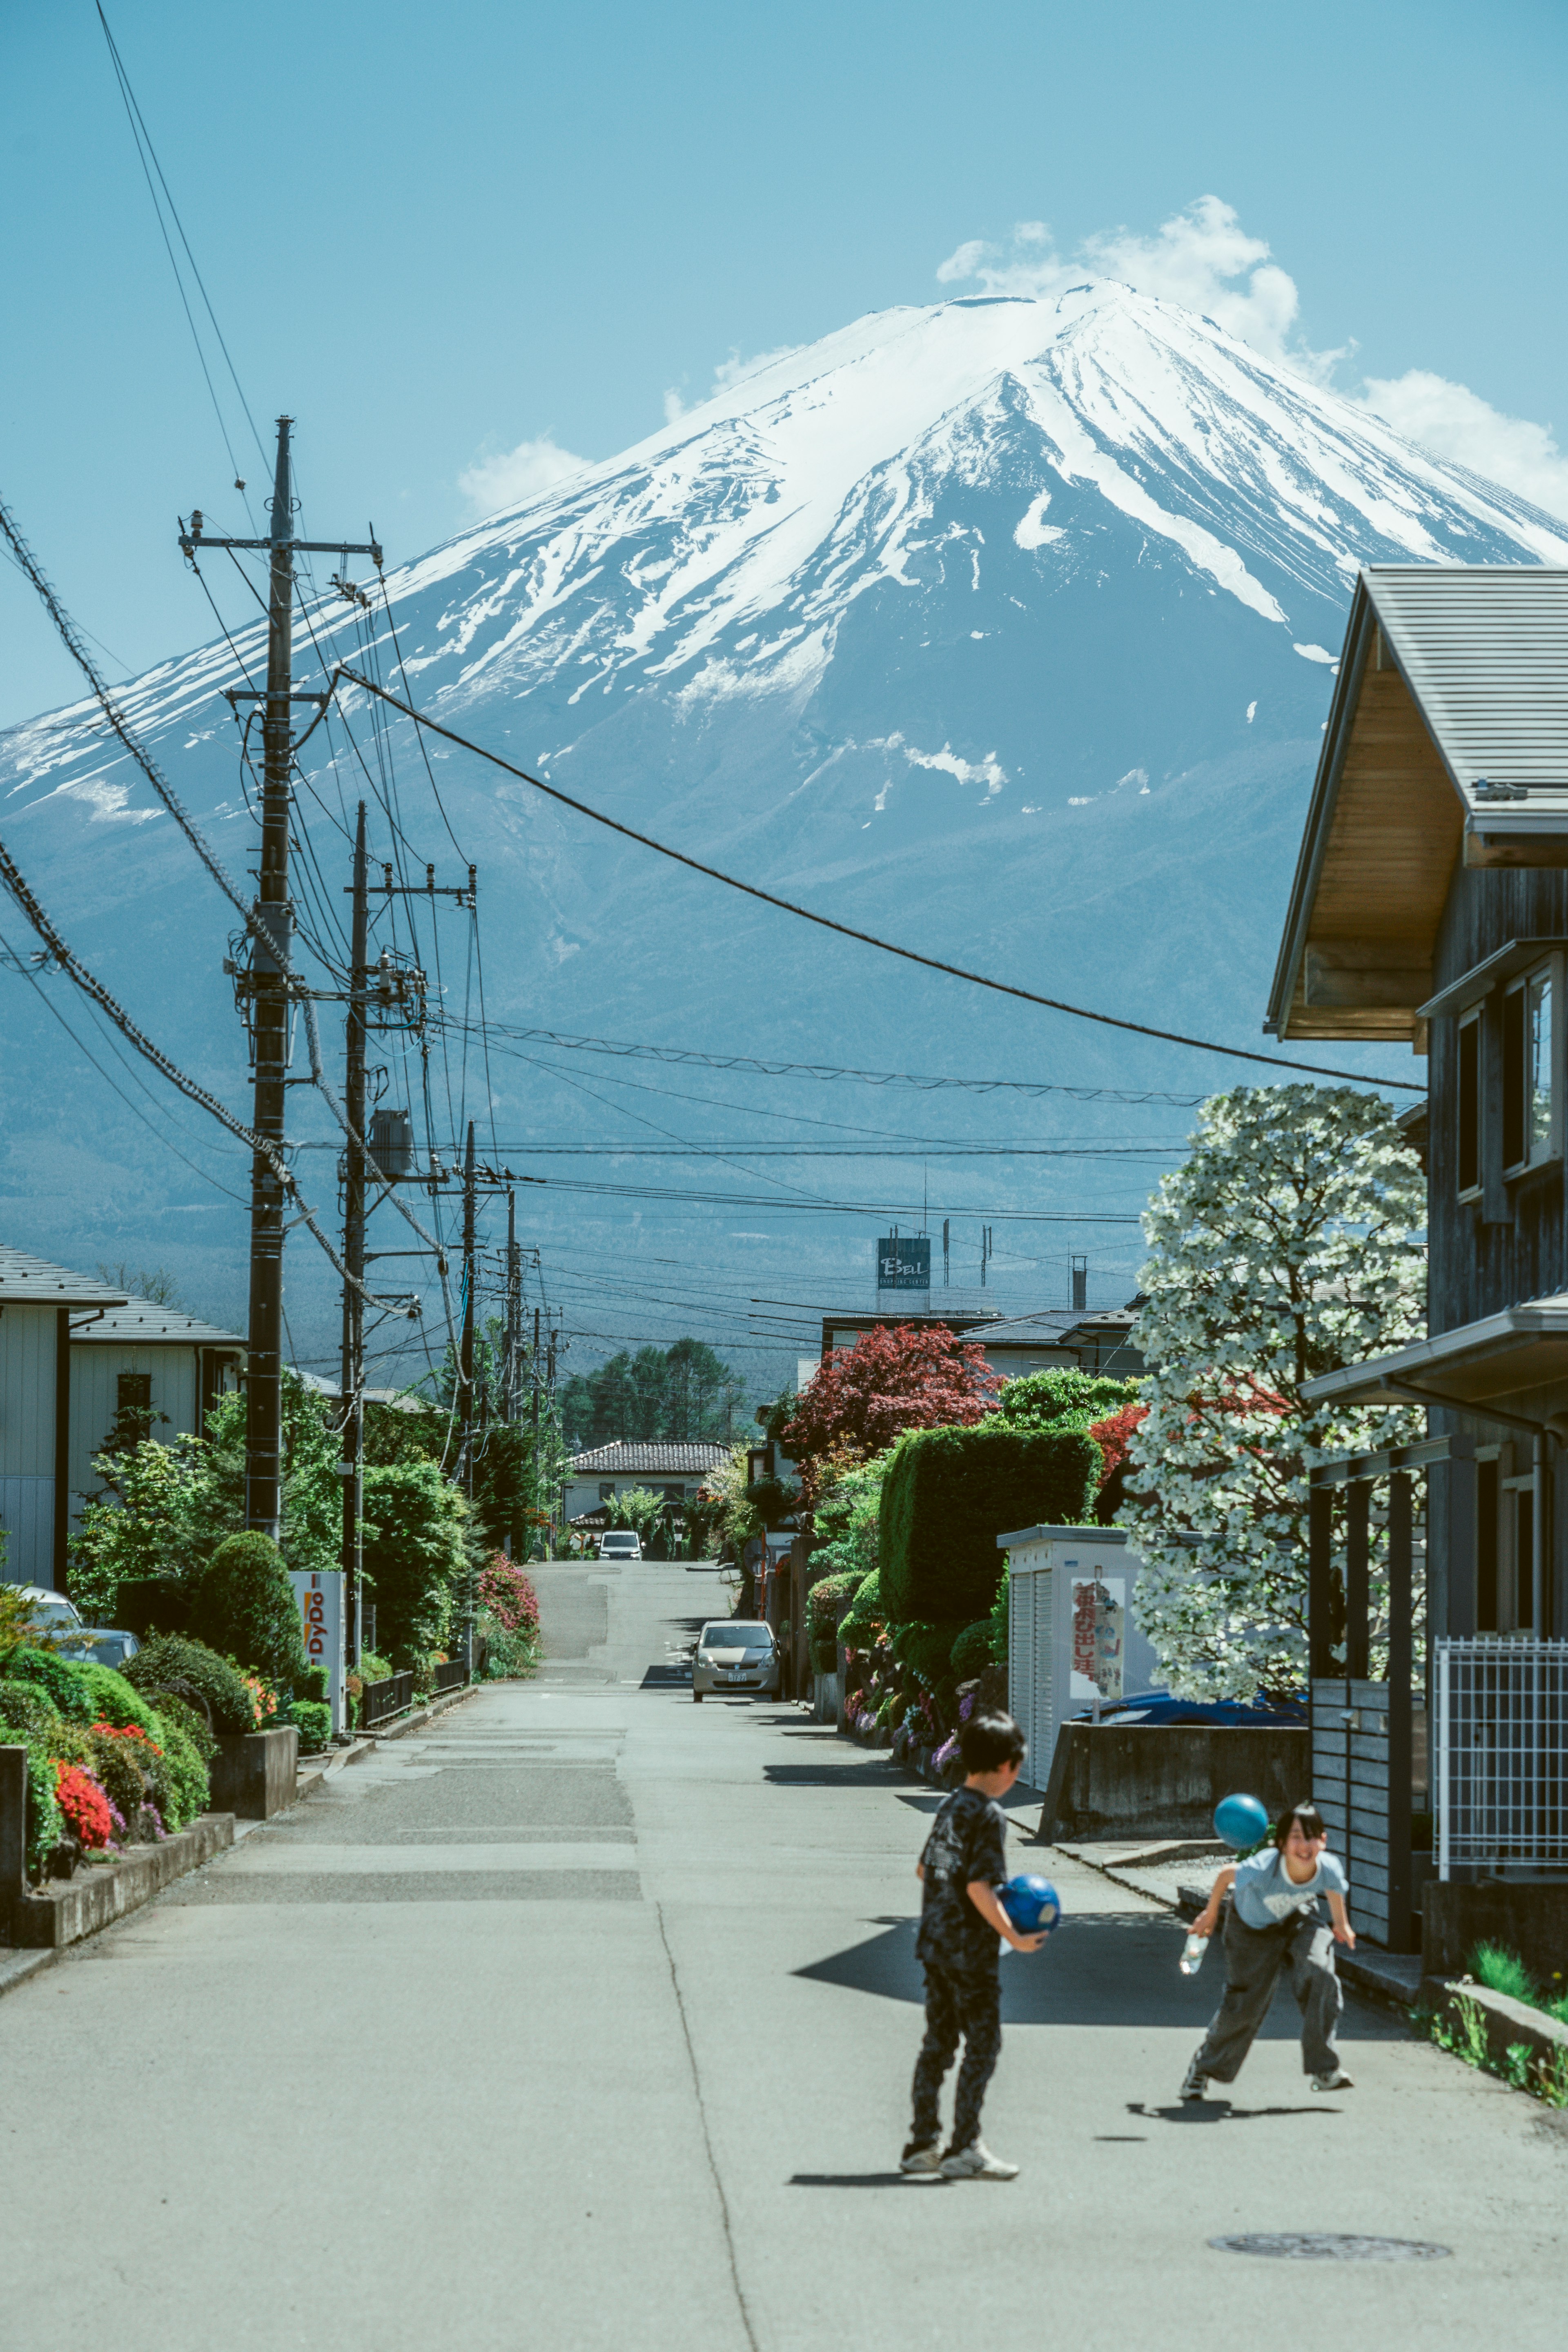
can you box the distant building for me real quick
[562,1439,731,1529]
[811,1302,1143,1383]
[0,1245,244,1589]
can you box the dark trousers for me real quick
[1192,1902,1343,2082]
[911,1963,1001,2150]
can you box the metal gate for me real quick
[1435,1638,1568,1877]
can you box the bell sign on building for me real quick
[876,1236,931,1291]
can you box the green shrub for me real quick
[287,1699,332,1753]
[950,1620,995,1681]
[145,1711,209,1828]
[362,1459,466,1658]
[0,1647,156,1732]
[298,1665,329,1704]
[187,1532,309,1690]
[838,1568,884,1643]
[1471,1941,1536,2005]
[0,1681,60,1746]
[993,1369,1138,1426]
[891,1620,968,1688]
[807,1571,859,1670]
[125,1634,256,1736]
[24,1751,62,1875]
[879,1424,1100,1624]
[85,1724,154,1824]
[152,1690,217,1764]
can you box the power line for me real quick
[336,670,1422,1095]
[428,1016,1210,1107]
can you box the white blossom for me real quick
[1123,1085,1425,1700]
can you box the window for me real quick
[1457,1009,1481,1198]
[1502,962,1555,1174]
[598,1482,615,1503]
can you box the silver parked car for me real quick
[691,1620,779,1701]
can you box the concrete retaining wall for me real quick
[1038,1723,1312,1842]
[1422,1879,1568,1982]
[7,1813,234,1948]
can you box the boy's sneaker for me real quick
[1310,2069,1354,2092]
[899,2140,943,2176]
[940,2139,1019,2180]
[1179,2054,1209,2103]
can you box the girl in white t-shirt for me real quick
[1180,1802,1356,2100]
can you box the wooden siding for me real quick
[1311,1675,1417,1945]
[1286,662,1462,1040]
[67,1345,200,1526]
[0,1303,58,1584]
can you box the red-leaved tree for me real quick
[781,1324,999,1502]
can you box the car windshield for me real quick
[29,1600,80,1629]
[61,1635,133,1666]
[703,1624,769,1649]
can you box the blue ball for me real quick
[999,1875,1061,1937]
[1214,1792,1272,1851]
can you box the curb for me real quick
[3,1812,236,1953]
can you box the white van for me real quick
[598,1531,642,1561]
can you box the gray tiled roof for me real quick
[567,1441,731,1475]
[0,1246,129,1309]
[71,1302,245,1348]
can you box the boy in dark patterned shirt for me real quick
[903,1711,1045,2180]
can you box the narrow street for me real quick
[4,1563,1564,2351]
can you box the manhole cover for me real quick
[1211,2234,1452,2263]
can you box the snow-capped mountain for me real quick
[3,283,1564,1356]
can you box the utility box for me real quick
[1000,1526,1161,1791]
[368,1107,415,1181]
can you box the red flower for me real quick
[54,1764,117,1849]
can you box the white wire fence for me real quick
[1434,1638,1568,1878]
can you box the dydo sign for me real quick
[287,1570,345,1735]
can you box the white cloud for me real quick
[936,195,1343,381]
[458,433,589,517]
[1357,370,1568,521]
[663,343,804,429]
[937,194,1568,519]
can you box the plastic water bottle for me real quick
[1179,1931,1209,1976]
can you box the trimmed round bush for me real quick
[187,1532,309,1690]
[879,1424,1100,1625]
[0,1647,156,1731]
[0,1681,60,1745]
[890,1619,968,1688]
[152,1690,217,1763]
[287,1699,332,1753]
[145,1711,209,1828]
[950,1620,996,1681]
[837,1568,884,1642]
[127,1635,258,1736]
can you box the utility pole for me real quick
[502,1192,521,1558]
[182,419,380,1538]
[459,1119,478,1496]
[340,803,370,1663]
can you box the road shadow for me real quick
[640,1665,691,1688]
[795,1909,1408,2037]
[788,2172,944,2189]
[1125,2100,1341,2125]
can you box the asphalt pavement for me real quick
[2,1559,1564,2351]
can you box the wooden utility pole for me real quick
[340,802,370,1661]
[181,419,380,1538]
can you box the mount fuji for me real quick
[3,282,1565,1368]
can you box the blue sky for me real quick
[2,0,1565,728]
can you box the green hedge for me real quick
[287,1699,332,1753]
[879,1424,1100,1624]
[0,1647,158,1732]
[950,1620,995,1681]
[187,1532,309,1690]
[891,1620,968,1688]
[837,1568,884,1643]
[125,1635,256,1736]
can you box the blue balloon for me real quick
[1214,1792,1272,1850]
[1000,1875,1062,1937]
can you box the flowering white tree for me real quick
[1123,1085,1425,1699]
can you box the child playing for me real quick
[902,1711,1047,2180]
[1180,1800,1356,2102]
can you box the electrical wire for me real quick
[335,670,1422,1094]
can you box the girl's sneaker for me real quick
[899,2140,942,2175]
[940,2140,1019,2180]
[1310,2069,1354,2091]
[1179,2054,1209,2102]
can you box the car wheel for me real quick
[692,1691,703,1702]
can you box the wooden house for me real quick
[0,1245,243,1593]
[1266,565,1568,1947]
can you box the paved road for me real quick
[4,1561,1564,2350]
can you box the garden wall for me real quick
[1423,1880,1568,1983]
[1038,1723,1312,1842]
